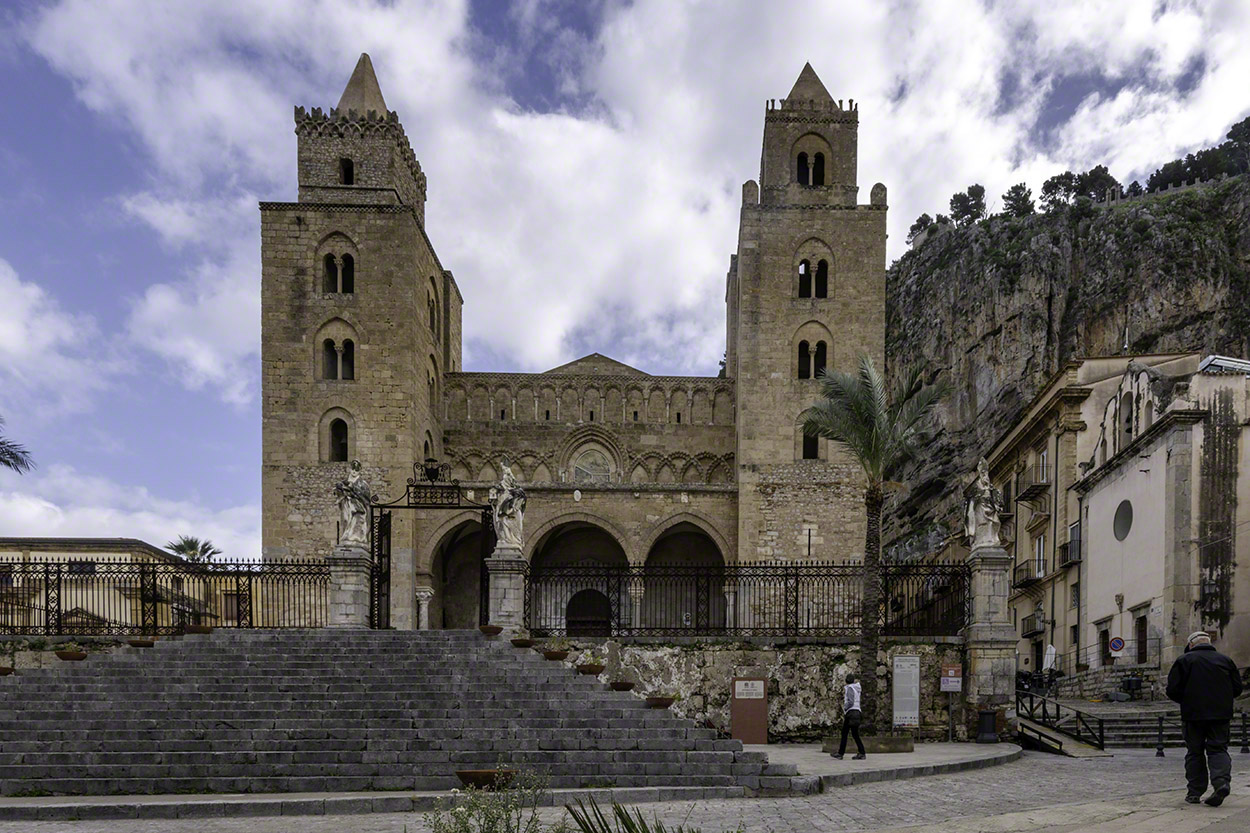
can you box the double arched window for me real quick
[323,253,355,293]
[797,340,827,379]
[796,152,826,186]
[797,259,829,298]
[321,339,355,380]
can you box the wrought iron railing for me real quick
[0,558,329,636]
[1016,689,1106,749]
[1013,560,1044,587]
[524,561,969,638]
[1056,636,1162,674]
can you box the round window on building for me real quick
[1113,500,1133,541]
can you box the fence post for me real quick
[44,563,61,636]
[1241,713,1248,754]
[1156,715,1165,757]
[237,571,253,628]
[140,563,157,635]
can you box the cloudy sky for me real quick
[1,0,1247,558]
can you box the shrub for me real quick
[566,798,743,833]
[428,770,570,833]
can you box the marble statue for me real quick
[964,457,1003,549]
[491,460,527,551]
[334,460,372,548]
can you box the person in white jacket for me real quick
[832,674,866,760]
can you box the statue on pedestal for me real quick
[964,457,1003,549]
[490,460,527,551]
[334,460,372,548]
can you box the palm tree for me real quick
[0,415,34,474]
[801,355,949,732]
[165,535,223,564]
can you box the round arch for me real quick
[640,519,727,631]
[426,516,488,630]
[524,512,634,564]
[638,512,732,562]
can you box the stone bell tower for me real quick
[726,62,887,563]
[261,54,463,630]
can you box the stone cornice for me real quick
[1072,408,1207,494]
[446,371,733,388]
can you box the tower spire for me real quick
[787,62,832,102]
[337,53,388,114]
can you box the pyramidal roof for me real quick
[336,53,388,114]
[787,62,832,102]
[543,353,649,376]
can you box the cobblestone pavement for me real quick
[4,750,1249,833]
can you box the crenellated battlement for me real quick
[294,105,426,201]
[766,97,858,114]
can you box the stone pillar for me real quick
[964,543,1018,737]
[414,586,435,631]
[486,545,528,634]
[326,544,372,628]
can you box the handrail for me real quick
[1152,710,1250,758]
[1015,689,1105,750]
[1017,721,1064,753]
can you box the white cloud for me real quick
[0,464,259,560]
[0,257,117,417]
[22,0,1250,389]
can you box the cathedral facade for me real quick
[261,56,886,629]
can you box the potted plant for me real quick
[576,653,606,675]
[127,638,155,648]
[646,692,678,709]
[0,666,13,676]
[184,623,213,635]
[510,629,535,648]
[479,624,504,636]
[542,638,571,661]
[609,680,635,691]
[55,642,87,661]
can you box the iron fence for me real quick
[524,561,969,638]
[0,558,329,636]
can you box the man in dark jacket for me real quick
[1166,631,1243,806]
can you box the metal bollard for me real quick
[1241,713,1248,755]
[1156,715,1165,758]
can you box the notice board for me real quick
[731,677,768,744]
[892,655,920,728]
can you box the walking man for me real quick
[1166,631,1243,806]
[832,673,866,760]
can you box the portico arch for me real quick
[640,521,727,631]
[527,518,630,636]
[428,517,488,630]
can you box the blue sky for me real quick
[1,0,1248,558]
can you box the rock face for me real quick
[885,176,1250,551]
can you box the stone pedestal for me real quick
[964,544,1018,736]
[327,544,372,628]
[485,545,527,633]
[414,586,434,631]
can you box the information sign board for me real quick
[893,655,921,728]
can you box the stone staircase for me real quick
[0,630,788,797]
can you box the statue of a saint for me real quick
[490,460,527,551]
[964,457,1003,549]
[335,460,372,548]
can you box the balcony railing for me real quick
[1013,560,1044,588]
[1059,540,1081,568]
[1021,613,1044,637]
[1017,465,1051,501]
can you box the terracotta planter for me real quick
[127,639,155,648]
[542,650,569,661]
[577,663,606,675]
[0,667,13,676]
[510,638,535,648]
[479,625,503,636]
[184,625,213,635]
[646,696,675,709]
[610,681,635,691]
[55,651,87,662]
[455,769,516,790]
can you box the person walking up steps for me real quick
[1166,631,1243,806]
[833,674,866,760]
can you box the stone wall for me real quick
[1051,663,1165,701]
[1,636,126,671]
[552,637,966,742]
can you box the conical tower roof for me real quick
[787,62,832,102]
[336,53,388,114]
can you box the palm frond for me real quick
[0,416,34,474]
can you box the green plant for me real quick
[428,769,569,833]
[55,642,83,653]
[543,638,571,652]
[566,798,743,833]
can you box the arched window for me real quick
[340,339,355,381]
[1118,392,1134,450]
[815,260,828,298]
[1144,401,1154,430]
[323,254,338,293]
[797,341,811,379]
[340,254,354,294]
[813,341,827,377]
[428,296,437,332]
[573,448,612,483]
[322,339,338,380]
[423,438,430,458]
[796,152,809,186]
[329,419,349,462]
[802,432,819,460]
[798,260,811,298]
[339,158,354,185]
[812,152,825,186]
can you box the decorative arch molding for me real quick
[638,512,731,564]
[316,406,355,462]
[316,230,359,253]
[310,314,366,344]
[417,509,485,573]
[523,512,636,564]
[558,425,626,477]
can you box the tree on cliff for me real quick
[949,184,986,226]
[1075,165,1120,201]
[0,415,34,474]
[907,213,933,244]
[1040,171,1078,211]
[1002,183,1034,217]
[801,356,949,733]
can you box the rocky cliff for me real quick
[884,175,1250,555]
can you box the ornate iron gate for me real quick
[370,510,392,629]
